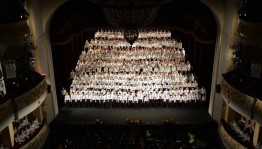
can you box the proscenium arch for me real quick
[199,0,239,120]
[197,0,224,119]
[45,0,220,110]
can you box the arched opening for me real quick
[49,0,217,108]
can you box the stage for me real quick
[56,106,211,125]
[44,106,224,149]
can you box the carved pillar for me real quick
[31,106,42,123]
[224,104,229,122]
[220,100,226,121]
[227,106,236,123]
[253,122,261,146]
[41,103,47,122]
[8,123,14,147]
[38,104,44,122]
[35,104,45,122]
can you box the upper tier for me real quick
[221,70,262,124]
[0,72,47,131]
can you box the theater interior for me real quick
[0,0,262,149]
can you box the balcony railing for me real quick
[220,119,254,149]
[221,72,262,124]
[0,73,47,131]
[12,120,48,149]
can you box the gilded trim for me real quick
[221,76,262,124]
[219,123,247,149]
[14,79,47,111]
[254,99,262,118]
[221,78,255,111]
[0,77,47,130]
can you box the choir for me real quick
[63,29,207,108]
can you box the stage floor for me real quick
[44,107,224,149]
[56,106,211,125]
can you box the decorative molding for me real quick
[20,122,48,149]
[0,76,47,131]
[14,79,47,111]
[219,123,249,149]
[17,89,47,120]
[221,100,226,120]
[221,76,262,124]
[221,77,255,111]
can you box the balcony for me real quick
[0,72,47,131]
[221,70,262,124]
[219,119,254,149]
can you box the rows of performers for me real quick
[61,29,207,108]
[94,29,171,39]
[74,62,190,75]
[62,86,206,108]
[86,38,181,48]
[81,46,185,61]
[78,47,186,68]
[70,71,197,91]
[76,49,188,79]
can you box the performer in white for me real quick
[64,92,71,106]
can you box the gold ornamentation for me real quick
[220,124,246,149]
[15,80,47,110]
[254,100,262,117]
[221,77,254,110]
[222,76,262,125]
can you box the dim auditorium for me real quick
[1,0,262,149]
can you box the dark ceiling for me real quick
[50,0,217,44]
[88,0,172,6]
[0,0,29,23]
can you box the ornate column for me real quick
[224,104,229,122]
[8,123,14,147]
[253,122,261,146]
